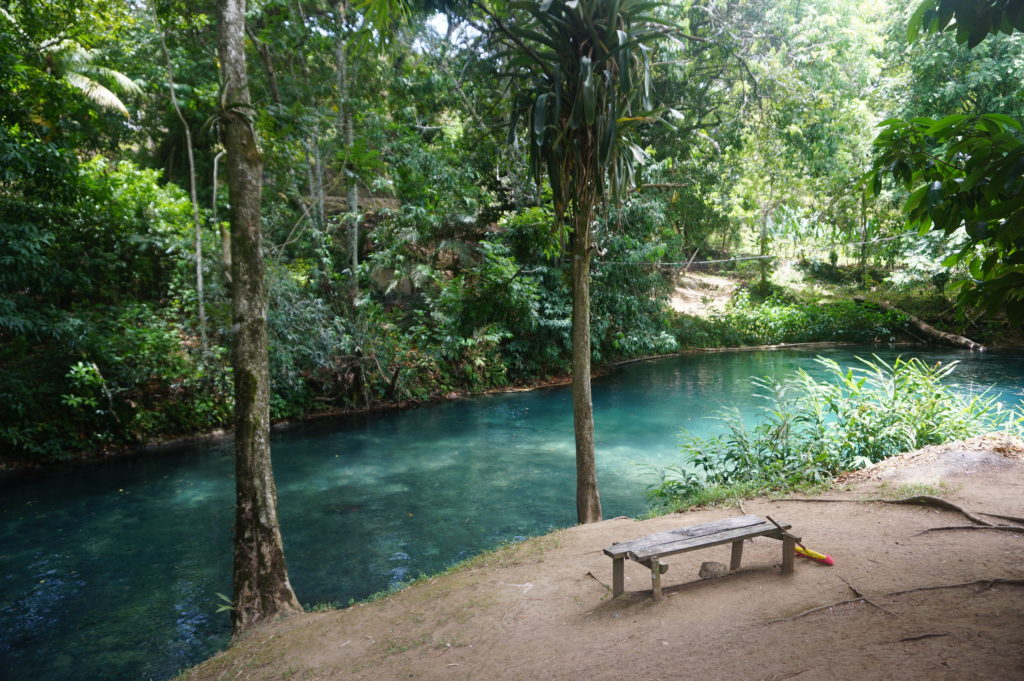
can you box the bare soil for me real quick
[183,434,1024,681]
[669,272,737,316]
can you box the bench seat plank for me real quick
[628,521,787,561]
[603,515,766,559]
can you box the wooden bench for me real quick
[603,515,798,602]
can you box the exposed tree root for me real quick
[762,670,809,681]
[839,575,899,617]
[885,495,992,526]
[779,495,993,526]
[896,632,950,642]
[769,579,1024,623]
[913,525,1024,536]
[980,512,1024,526]
[768,597,870,623]
[886,578,1024,596]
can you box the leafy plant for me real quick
[647,355,1021,510]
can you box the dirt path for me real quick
[183,434,1024,681]
[669,272,737,316]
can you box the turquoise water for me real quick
[1,346,1021,681]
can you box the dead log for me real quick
[852,297,985,351]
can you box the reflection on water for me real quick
[0,346,1021,681]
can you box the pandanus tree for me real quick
[490,0,671,523]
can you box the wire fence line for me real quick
[595,233,914,267]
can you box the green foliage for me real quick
[503,0,671,217]
[647,355,1021,510]
[871,0,1024,324]
[870,112,1024,322]
[796,259,889,287]
[907,0,1024,48]
[673,289,905,348]
[0,143,228,459]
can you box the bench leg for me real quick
[612,556,624,597]
[650,558,663,602]
[730,540,744,571]
[782,534,796,574]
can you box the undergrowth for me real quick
[647,355,1021,511]
[671,289,906,348]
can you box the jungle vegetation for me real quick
[2,0,1021,470]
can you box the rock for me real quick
[698,561,729,580]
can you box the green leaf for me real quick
[979,113,1022,131]
[907,1,929,42]
[904,184,929,212]
[581,56,595,125]
[533,92,549,138]
[925,114,969,135]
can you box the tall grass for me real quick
[647,356,1021,510]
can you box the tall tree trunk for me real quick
[217,0,303,636]
[153,7,207,353]
[335,1,359,298]
[570,197,601,525]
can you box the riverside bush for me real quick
[647,356,1021,510]
[673,290,907,347]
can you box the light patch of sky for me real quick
[427,12,449,36]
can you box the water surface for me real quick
[1,346,1021,681]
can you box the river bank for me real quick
[180,434,1024,681]
[0,339,903,479]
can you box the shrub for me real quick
[674,289,906,347]
[647,356,1021,510]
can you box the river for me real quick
[1,346,1021,681]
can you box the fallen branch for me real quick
[912,525,1024,537]
[853,297,985,351]
[585,570,611,593]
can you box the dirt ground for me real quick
[184,434,1024,681]
[669,272,737,316]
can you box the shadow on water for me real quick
[0,346,1021,681]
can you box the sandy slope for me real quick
[183,434,1024,681]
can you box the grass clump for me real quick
[647,355,1020,511]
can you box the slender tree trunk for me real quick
[859,192,869,285]
[217,0,303,636]
[335,1,359,298]
[153,7,207,353]
[212,149,231,285]
[248,30,281,106]
[570,197,601,525]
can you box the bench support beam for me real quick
[782,533,796,574]
[612,556,624,597]
[650,558,663,602]
[729,540,744,571]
